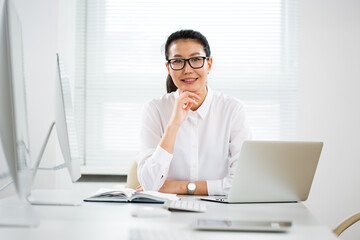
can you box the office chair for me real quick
[126,161,140,189]
[333,212,360,237]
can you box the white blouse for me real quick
[137,87,252,195]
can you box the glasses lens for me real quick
[189,57,205,68]
[170,59,184,70]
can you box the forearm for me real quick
[159,123,179,154]
[138,122,181,191]
[159,180,208,195]
[137,146,173,191]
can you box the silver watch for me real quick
[187,182,196,195]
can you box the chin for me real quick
[179,87,198,93]
[180,84,203,92]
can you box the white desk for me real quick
[0,190,337,240]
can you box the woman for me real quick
[137,30,251,196]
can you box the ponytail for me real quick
[166,74,178,93]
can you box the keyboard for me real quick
[129,229,191,240]
[164,200,207,212]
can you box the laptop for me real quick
[201,141,323,203]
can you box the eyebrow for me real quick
[172,52,202,58]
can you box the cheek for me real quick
[170,71,181,81]
[195,69,207,79]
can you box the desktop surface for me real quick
[0,189,337,240]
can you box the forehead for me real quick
[168,39,205,57]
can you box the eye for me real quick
[171,59,183,64]
[190,57,201,62]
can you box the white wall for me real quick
[299,0,360,239]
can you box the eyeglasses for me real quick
[167,56,209,71]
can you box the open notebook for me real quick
[84,188,179,203]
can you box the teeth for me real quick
[183,79,196,82]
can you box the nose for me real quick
[183,60,192,73]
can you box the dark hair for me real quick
[165,30,211,93]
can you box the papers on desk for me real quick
[84,188,179,203]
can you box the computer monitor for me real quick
[0,0,15,192]
[0,0,38,227]
[0,0,32,202]
[27,54,82,205]
[54,53,81,182]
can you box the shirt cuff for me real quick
[206,179,224,196]
[148,145,173,168]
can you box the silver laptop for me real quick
[201,141,323,203]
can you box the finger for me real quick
[136,185,143,192]
[185,97,198,105]
[179,97,198,108]
[181,91,201,100]
[184,102,193,111]
[177,95,200,108]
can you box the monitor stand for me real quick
[27,122,82,206]
[27,189,82,206]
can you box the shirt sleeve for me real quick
[136,101,173,191]
[206,103,252,196]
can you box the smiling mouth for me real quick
[182,78,198,83]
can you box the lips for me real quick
[181,78,198,83]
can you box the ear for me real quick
[207,57,213,73]
[165,62,171,74]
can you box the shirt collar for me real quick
[175,87,213,120]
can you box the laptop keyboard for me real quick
[201,196,228,202]
[164,200,207,212]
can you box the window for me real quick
[75,0,298,174]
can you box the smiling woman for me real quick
[137,30,252,196]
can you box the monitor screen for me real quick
[0,0,13,191]
[54,54,81,182]
[0,0,39,227]
[0,0,32,201]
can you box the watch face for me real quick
[188,182,196,191]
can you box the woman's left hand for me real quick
[136,185,144,192]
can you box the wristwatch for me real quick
[187,182,196,195]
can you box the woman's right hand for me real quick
[159,91,201,154]
[169,91,201,127]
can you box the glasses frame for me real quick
[167,56,209,71]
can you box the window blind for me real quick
[75,0,298,174]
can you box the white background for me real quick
[0,0,359,239]
[299,0,360,239]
